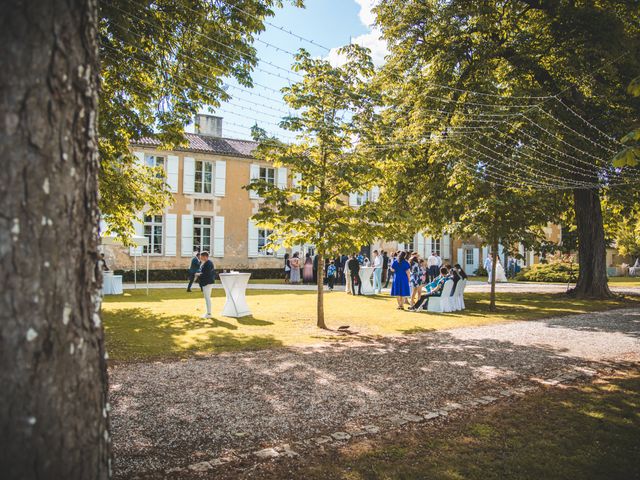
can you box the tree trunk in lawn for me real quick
[572,188,612,298]
[489,240,499,312]
[316,253,327,329]
[0,0,110,478]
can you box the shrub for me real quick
[474,266,488,277]
[515,262,578,283]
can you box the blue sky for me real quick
[195,0,386,141]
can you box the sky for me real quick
[193,0,387,141]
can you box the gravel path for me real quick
[109,308,640,478]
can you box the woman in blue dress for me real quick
[390,251,412,310]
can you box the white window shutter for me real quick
[457,248,464,266]
[348,192,358,207]
[293,172,302,187]
[473,248,480,271]
[129,214,144,256]
[249,164,260,199]
[277,167,287,189]
[425,236,432,256]
[443,234,451,260]
[133,151,145,166]
[416,233,425,257]
[482,245,489,260]
[183,157,195,194]
[214,160,226,196]
[213,216,225,257]
[181,214,194,256]
[397,242,405,251]
[248,220,259,257]
[166,155,179,193]
[370,186,380,202]
[165,214,177,256]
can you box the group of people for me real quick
[388,250,468,311]
[284,252,317,285]
[483,253,508,283]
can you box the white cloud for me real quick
[326,1,388,67]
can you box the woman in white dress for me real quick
[489,257,508,283]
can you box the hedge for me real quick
[113,268,284,282]
[515,262,578,283]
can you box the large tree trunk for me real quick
[572,188,612,298]
[316,253,327,329]
[489,240,499,311]
[0,1,109,479]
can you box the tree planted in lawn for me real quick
[249,45,380,329]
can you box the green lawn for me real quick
[102,288,639,362]
[247,370,640,480]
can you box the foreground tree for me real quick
[249,45,379,329]
[99,0,302,239]
[0,0,109,478]
[374,0,640,298]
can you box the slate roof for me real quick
[133,133,257,159]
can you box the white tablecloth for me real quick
[219,273,251,317]
[358,266,375,295]
[102,272,123,295]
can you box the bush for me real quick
[474,266,488,277]
[112,268,284,282]
[515,262,578,283]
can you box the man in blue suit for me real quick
[187,252,201,292]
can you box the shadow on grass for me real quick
[103,307,283,362]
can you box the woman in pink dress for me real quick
[303,253,314,284]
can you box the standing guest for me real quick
[340,253,348,284]
[409,255,423,307]
[335,255,343,286]
[97,253,110,271]
[446,263,461,295]
[372,250,383,294]
[409,266,450,311]
[390,251,411,310]
[284,253,291,283]
[348,253,362,295]
[345,255,352,294]
[454,264,468,280]
[313,253,319,283]
[381,250,389,286]
[427,250,439,282]
[326,260,337,291]
[198,251,215,319]
[385,252,397,288]
[290,252,301,284]
[435,252,443,268]
[363,255,371,267]
[484,253,493,278]
[187,252,201,292]
[303,252,314,284]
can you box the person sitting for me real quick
[409,267,450,311]
[446,263,460,295]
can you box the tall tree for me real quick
[99,0,302,240]
[249,45,379,329]
[0,0,109,478]
[374,0,640,298]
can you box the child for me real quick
[327,260,337,291]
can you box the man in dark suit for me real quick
[187,252,201,292]
[198,251,215,318]
[347,253,362,295]
[381,251,389,285]
[340,254,348,284]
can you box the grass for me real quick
[250,370,640,480]
[102,288,639,362]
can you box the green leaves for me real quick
[612,146,640,168]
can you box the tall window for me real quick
[258,228,274,255]
[145,155,165,179]
[143,215,163,254]
[193,217,212,252]
[260,167,275,186]
[407,241,415,252]
[431,238,441,256]
[465,249,474,266]
[195,160,213,194]
[355,191,369,206]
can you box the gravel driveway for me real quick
[109,308,640,479]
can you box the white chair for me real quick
[449,279,462,311]
[427,280,454,313]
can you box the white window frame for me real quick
[260,166,276,186]
[465,249,474,266]
[143,214,163,255]
[355,191,369,206]
[431,238,441,256]
[257,228,275,256]
[145,154,165,169]
[194,160,214,194]
[193,216,212,253]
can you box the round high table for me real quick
[102,271,123,295]
[358,266,375,295]
[219,272,252,318]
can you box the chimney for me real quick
[194,114,223,137]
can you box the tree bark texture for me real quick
[316,253,327,329]
[572,188,612,298]
[489,240,499,311]
[0,0,109,478]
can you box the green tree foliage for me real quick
[613,76,640,167]
[98,0,302,240]
[249,45,380,328]
[372,0,640,298]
